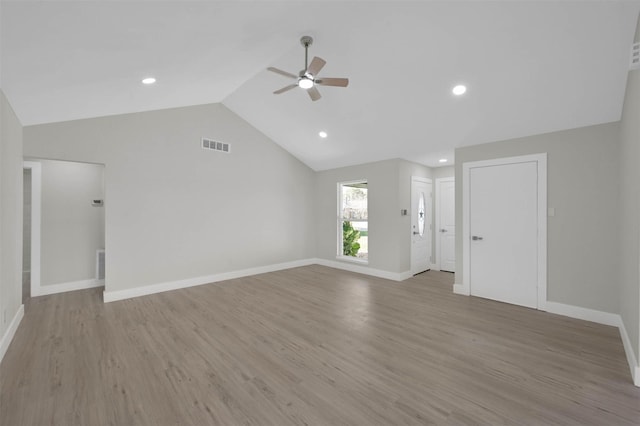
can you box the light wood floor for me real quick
[1,265,639,425]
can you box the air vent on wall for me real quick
[96,249,105,281]
[631,42,640,70]
[202,138,230,153]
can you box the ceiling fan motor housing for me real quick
[300,35,313,47]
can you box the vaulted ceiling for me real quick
[2,1,639,170]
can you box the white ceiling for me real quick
[2,1,639,170]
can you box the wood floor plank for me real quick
[1,265,639,425]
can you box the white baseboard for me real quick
[38,278,104,296]
[398,270,414,280]
[545,301,639,387]
[314,258,412,281]
[104,258,316,303]
[430,264,440,272]
[104,258,413,303]
[0,304,24,364]
[449,294,638,387]
[619,319,640,387]
[545,301,620,327]
[453,283,469,295]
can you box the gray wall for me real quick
[34,159,105,286]
[619,12,640,371]
[0,89,23,340]
[315,159,402,272]
[24,103,316,293]
[455,122,620,314]
[433,166,454,180]
[315,158,432,274]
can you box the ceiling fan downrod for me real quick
[300,36,313,73]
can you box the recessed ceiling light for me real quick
[439,158,448,163]
[452,84,466,95]
[319,131,328,138]
[142,77,156,85]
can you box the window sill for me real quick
[336,256,369,265]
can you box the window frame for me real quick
[337,179,369,264]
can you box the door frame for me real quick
[434,177,454,271]
[410,176,432,275]
[459,153,547,310]
[23,161,42,298]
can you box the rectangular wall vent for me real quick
[202,138,230,153]
[96,249,105,280]
[631,42,640,70]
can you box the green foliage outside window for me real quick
[343,221,361,257]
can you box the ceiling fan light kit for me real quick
[298,77,314,89]
[268,35,349,101]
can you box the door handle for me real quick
[471,236,483,241]
[413,231,420,235]
[440,229,447,233]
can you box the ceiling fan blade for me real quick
[316,78,349,88]
[307,86,322,101]
[307,57,326,76]
[267,67,297,79]
[273,84,297,94]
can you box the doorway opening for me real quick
[23,159,106,298]
[22,162,41,302]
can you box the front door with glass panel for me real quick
[411,177,432,274]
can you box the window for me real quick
[338,181,368,261]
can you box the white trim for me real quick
[104,258,413,303]
[0,305,24,364]
[434,177,454,271]
[411,177,431,184]
[545,301,620,327]
[461,153,547,310]
[619,319,640,387]
[104,258,316,303]
[23,162,41,298]
[335,255,368,265]
[337,179,368,259]
[537,156,548,310]
[316,258,412,281]
[39,278,104,296]
[453,283,469,295]
[401,271,415,280]
[545,301,639,387]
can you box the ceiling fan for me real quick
[268,36,349,102]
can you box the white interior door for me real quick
[411,177,432,274]
[469,161,538,308]
[436,178,455,272]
